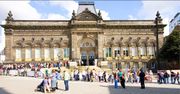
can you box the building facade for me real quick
[1,2,166,71]
[169,12,180,34]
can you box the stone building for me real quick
[1,2,166,71]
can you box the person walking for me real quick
[63,70,70,91]
[139,69,145,89]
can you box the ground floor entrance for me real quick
[80,47,96,66]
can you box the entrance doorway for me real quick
[80,38,96,66]
[81,49,95,66]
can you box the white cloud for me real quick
[0,1,41,20]
[47,13,68,20]
[49,1,111,20]
[128,15,137,20]
[100,10,111,20]
[96,9,110,20]
[137,1,180,36]
[49,1,78,18]
[0,0,43,52]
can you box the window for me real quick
[123,47,128,56]
[54,48,60,59]
[15,49,21,59]
[106,48,112,57]
[25,48,31,59]
[44,48,50,58]
[131,47,137,56]
[139,47,145,56]
[114,48,120,57]
[35,48,41,58]
[64,48,69,58]
[148,47,154,56]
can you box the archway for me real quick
[79,38,96,66]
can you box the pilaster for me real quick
[98,33,104,59]
[32,48,35,61]
[50,47,54,61]
[41,48,44,61]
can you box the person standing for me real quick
[121,73,126,89]
[139,69,145,89]
[51,70,57,91]
[118,69,123,85]
[63,70,70,91]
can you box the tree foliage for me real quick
[159,30,180,62]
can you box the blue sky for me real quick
[0,0,180,51]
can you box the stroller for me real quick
[35,80,44,92]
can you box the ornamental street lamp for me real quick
[155,11,162,71]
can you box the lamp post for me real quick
[155,11,162,71]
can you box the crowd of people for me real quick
[0,63,180,93]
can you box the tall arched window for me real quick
[25,48,31,59]
[131,47,137,56]
[64,48,69,58]
[106,48,112,57]
[44,48,50,59]
[123,47,128,56]
[35,48,40,59]
[54,48,60,60]
[15,48,21,59]
[114,48,120,57]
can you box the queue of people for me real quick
[1,63,180,93]
[157,71,180,84]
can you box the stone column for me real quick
[139,62,143,69]
[98,33,104,59]
[21,48,25,61]
[112,47,115,58]
[41,48,44,61]
[130,62,133,69]
[32,47,35,61]
[5,30,14,63]
[121,62,125,70]
[50,47,54,61]
[145,46,148,56]
[128,46,130,57]
[121,46,124,57]
[71,33,78,60]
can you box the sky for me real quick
[0,0,180,52]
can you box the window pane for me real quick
[109,48,112,57]
[44,48,50,58]
[131,47,135,56]
[16,49,21,59]
[114,48,120,57]
[123,47,128,56]
[106,48,109,57]
[35,48,40,58]
[54,48,60,59]
[25,48,31,59]
[64,48,69,58]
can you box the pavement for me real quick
[0,76,180,94]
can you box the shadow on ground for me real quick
[0,88,12,94]
[100,84,180,94]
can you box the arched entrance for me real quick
[80,38,96,66]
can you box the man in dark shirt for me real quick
[139,69,145,89]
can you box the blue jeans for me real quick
[64,80,69,90]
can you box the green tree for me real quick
[160,30,180,63]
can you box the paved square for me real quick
[0,76,180,94]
